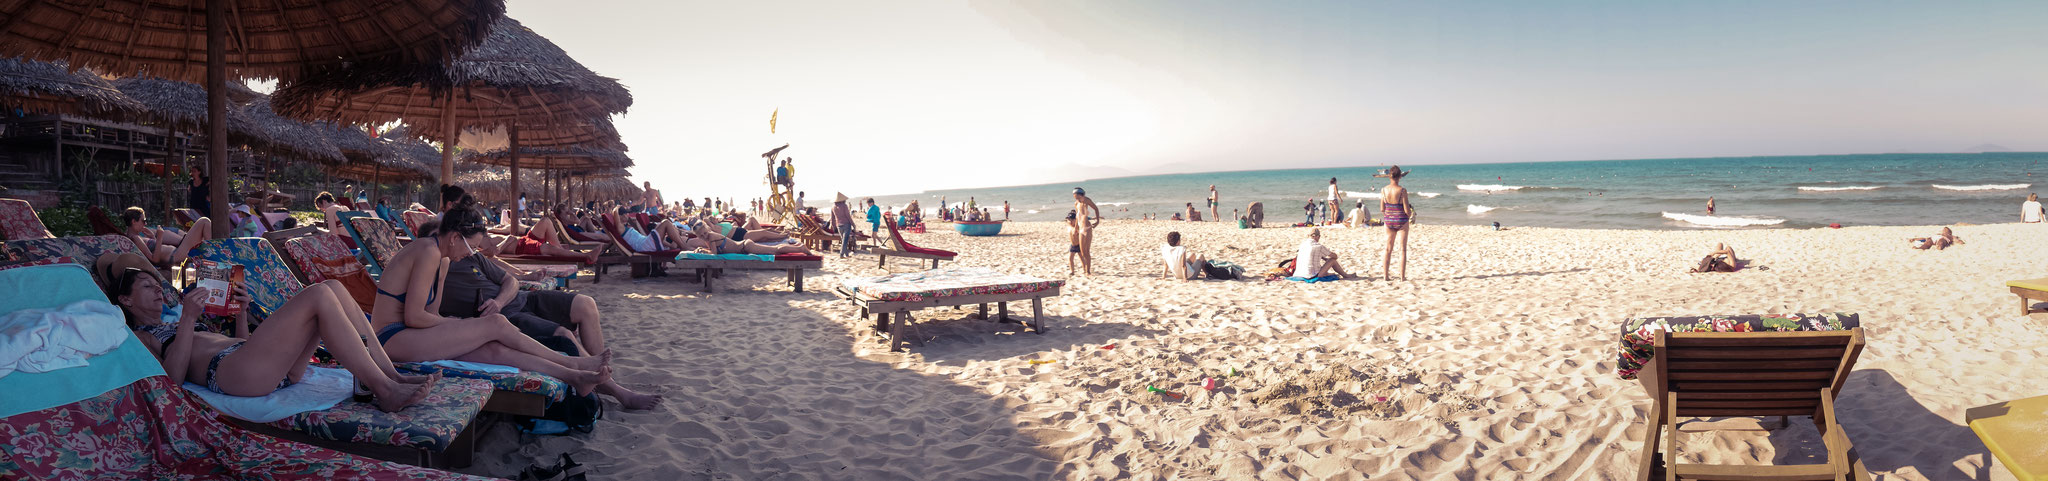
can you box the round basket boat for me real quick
[952,220,1005,236]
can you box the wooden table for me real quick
[835,285,1060,352]
[1968,394,2048,481]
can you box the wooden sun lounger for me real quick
[1635,328,1870,481]
[876,212,955,269]
[672,255,824,292]
[2007,278,2048,316]
[833,284,1060,352]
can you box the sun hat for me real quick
[835,192,849,203]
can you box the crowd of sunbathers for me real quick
[94,183,860,419]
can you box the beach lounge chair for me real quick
[672,251,824,293]
[875,212,956,269]
[595,212,679,278]
[256,230,570,417]
[173,208,203,230]
[788,212,842,251]
[1967,393,2048,481]
[4,234,180,302]
[2006,277,2048,316]
[0,198,54,240]
[1632,326,1869,480]
[0,264,490,479]
[835,266,1063,352]
[85,205,124,236]
[347,217,407,277]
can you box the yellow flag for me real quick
[769,108,778,134]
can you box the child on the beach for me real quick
[1066,210,1081,275]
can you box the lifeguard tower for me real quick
[760,143,797,224]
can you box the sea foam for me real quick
[1932,184,2030,191]
[1798,185,1883,192]
[1662,212,1786,227]
[1458,184,1525,192]
[1466,205,1497,214]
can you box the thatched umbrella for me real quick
[274,16,631,200]
[0,58,142,116]
[0,0,507,237]
[238,97,343,165]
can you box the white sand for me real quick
[456,220,2048,480]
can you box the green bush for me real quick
[36,207,91,237]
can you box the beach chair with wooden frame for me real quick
[2006,278,2048,316]
[875,212,955,269]
[788,212,841,251]
[597,212,678,278]
[1635,328,1870,481]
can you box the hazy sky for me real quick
[508,1,2048,201]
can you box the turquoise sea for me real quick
[864,153,2048,230]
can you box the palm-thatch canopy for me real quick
[581,176,642,200]
[453,165,640,203]
[350,126,443,184]
[273,16,630,150]
[462,145,632,171]
[452,116,623,152]
[321,121,390,164]
[0,58,142,116]
[0,0,507,84]
[113,77,251,133]
[574,167,632,178]
[238,97,343,164]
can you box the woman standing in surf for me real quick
[1378,166,1414,281]
[1072,188,1102,276]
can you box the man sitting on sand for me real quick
[1909,227,1964,250]
[1161,232,1209,280]
[1690,243,1741,273]
[1293,229,1350,279]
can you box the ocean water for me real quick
[862,153,2048,230]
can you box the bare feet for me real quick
[609,385,664,410]
[371,376,435,413]
[566,369,607,396]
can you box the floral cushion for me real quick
[349,218,403,273]
[281,233,379,309]
[1616,312,1859,380]
[842,266,1064,303]
[3,235,177,301]
[191,238,306,321]
[397,362,569,404]
[0,199,52,241]
[401,211,435,238]
[264,376,493,453]
[0,375,485,480]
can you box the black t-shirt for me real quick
[440,254,511,317]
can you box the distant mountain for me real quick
[1964,144,2011,153]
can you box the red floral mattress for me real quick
[842,267,1061,302]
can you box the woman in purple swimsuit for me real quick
[1378,166,1414,281]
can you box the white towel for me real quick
[184,366,352,423]
[417,360,518,374]
[0,300,131,378]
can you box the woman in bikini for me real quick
[370,202,610,396]
[678,219,812,255]
[1072,188,1101,276]
[1378,166,1414,281]
[120,206,210,267]
[99,252,437,412]
[1909,227,1965,250]
[498,215,600,262]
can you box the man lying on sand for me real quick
[1909,227,1964,250]
[1691,243,1741,273]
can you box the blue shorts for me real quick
[375,322,407,345]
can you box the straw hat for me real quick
[93,252,162,295]
[836,192,849,203]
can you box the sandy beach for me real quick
[455,220,2048,480]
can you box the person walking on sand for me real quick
[831,193,857,258]
[1208,185,1219,222]
[1072,188,1102,275]
[1327,178,1341,226]
[2023,193,2044,223]
[1003,201,1010,221]
[1378,166,1414,281]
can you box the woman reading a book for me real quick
[368,201,611,396]
[97,252,439,412]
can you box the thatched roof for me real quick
[0,0,506,84]
[343,126,442,183]
[461,145,632,170]
[581,176,643,200]
[453,116,624,152]
[321,122,390,164]
[273,16,629,149]
[239,97,343,164]
[0,57,142,116]
[113,77,251,133]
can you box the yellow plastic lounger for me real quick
[1968,394,2048,481]
[2007,277,2048,316]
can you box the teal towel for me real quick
[677,253,774,262]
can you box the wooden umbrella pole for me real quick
[162,127,176,220]
[508,124,521,218]
[440,93,457,187]
[206,0,231,238]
